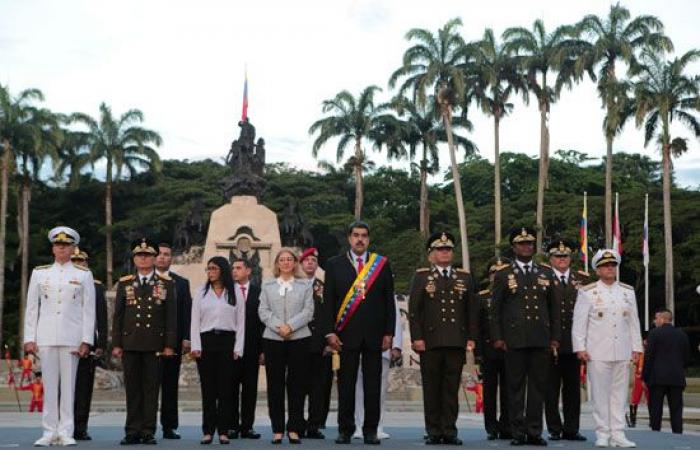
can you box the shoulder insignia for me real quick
[315,272,325,284]
[456,268,470,274]
[72,263,89,271]
[94,280,103,285]
[34,264,52,270]
[119,274,135,282]
[415,268,430,273]
[540,262,551,268]
[497,264,511,272]
[619,282,634,290]
[576,270,589,277]
[157,273,172,281]
[478,289,490,296]
[581,282,596,291]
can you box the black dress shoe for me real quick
[227,430,240,440]
[306,429,325,439]
[74,431,92,441]
[527,435,548,446]
[510,437,527,446]
[200,435,213,445]
[240,430,261,439]
[487,432,498,441]
[335,434,352,444]
[426,435,442,445]
[271,438,283,445]
[163,429,181,440]
[562,432,587,441]
[141,434,158,445]
[120,435,141,445]
[363,433,381,445]
[548,432,562,441]
[499,431,513,440]
[288,433,302,444]
[219,435,230,445]
[442,436,463,445]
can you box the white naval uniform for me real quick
[572,280,642,442]
[23,261,96,440]
[354,299,403,436]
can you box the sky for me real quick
[2,0,700,188]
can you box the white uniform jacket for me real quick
[572,280,643,361]
[23,261,96,347]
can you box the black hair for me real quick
[158,242,172,249]
[231,257,252,269]
[347,220,370,236]
[204,256,237,306]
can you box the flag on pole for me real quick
[579,192,588,272]
[642,198,649,267]
[241,68,249,122]
[612,192,623,255]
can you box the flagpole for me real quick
[583,191,588,275]
[615,192,620,281]
[644,193,649,331]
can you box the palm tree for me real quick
[71,103,162,287]
[53,128,93,188]
[633,49,700,315]
[473,28,528,255]
[388,18,475,269]
[503,19,588,251]
[0,84,47,344]
[576,2,673,246]
[309,85,397,219]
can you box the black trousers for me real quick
[482,356,509,436]
[420,348,465,438]
[196,331,236,436]
[304,351,333,431]
[263,338,310,434]
[649,385,684,434]
[337,345,382,436]
[232,351,261,432]
[74,356,97,435]
[504,347,549,439]
[159,354,181,431]
[544,352,581,435]
[122,351,161,438]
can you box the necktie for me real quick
[357,257,364,273]
[561,275,567,286]
[240,285,247,301]
[141,277,148,286]
[524,265,530,275]
[442,269,449,279]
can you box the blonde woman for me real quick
[259,249,314,444]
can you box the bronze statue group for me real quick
[22,221,680,447]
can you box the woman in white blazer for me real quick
[258,248,314,444]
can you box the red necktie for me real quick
[356,257,364,273]
[240,285,247,301]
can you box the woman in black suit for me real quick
[191,257,246,444]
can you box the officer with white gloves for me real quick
[572,249,642,448]
[23,226,95,447]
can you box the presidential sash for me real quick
[335,253,387,332]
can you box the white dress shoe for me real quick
[595,437,609,447]
[33,436,54,447]
[59,436,77,446]
[352,430,363,439]
[377,430,390,440]
[610,436,636,448]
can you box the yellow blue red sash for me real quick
[335,253,387,332]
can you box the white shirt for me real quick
[572,280,643,361]
[24,261,96,346]
[515,259,533,274]
[137,270,156,286]
[190,285,245,356]
[350,251,368,271]
[553,268,571,284]
[434,265,452,277]
[236,281,250,304]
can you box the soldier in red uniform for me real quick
[20,371,44,413]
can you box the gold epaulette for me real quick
[479,289,490,296]
[497,264,511,272]
[72,263,89,271]
[157,273,171,281]
[416,268,430,273]
[577,270,589,277]
[119,274,135,282]
[94,280,103,285]
[619,282,634,290]
[456,268,470,274]
[540,262,551,268]
[581,282,597,291]
[34,264,52,270]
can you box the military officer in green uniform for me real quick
[478,257,511,441]
[409,231,479,445]
[112,238,177,445]
[491,227,561,446]
[543,240,588,442]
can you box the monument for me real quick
[171,118,282,288]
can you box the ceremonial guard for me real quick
[543,240,588,442]
[155,243,192,440]
[112,238,177,445]
[408,231,479,445]
[23,226,95,447]
[300,248,333,439]
[572,249,642,448]
[71,248,108,441]
[491,227,561,446]
[478,257,511,441]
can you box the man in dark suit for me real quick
[229,258,264,439]
[409,231,479,445]
[491,227,561,446]
[112,238,177,445]
[322,221,395,445]
[155,243,192,440]
[71,248,108,441]
[543,240,588,442]
[642,309,691,434]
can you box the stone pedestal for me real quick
[171,195,281,292]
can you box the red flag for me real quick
[241,70,248,122]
